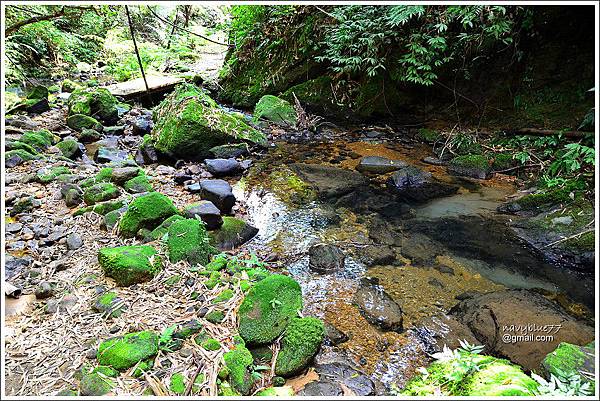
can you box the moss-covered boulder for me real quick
[118,192,178,238]
[97,330,159,370]
[541,342,595,391]
[93,291,126,318]
[223,345,255,395]
[79,370,115,396]
[149,215,185,241]
[448,154,492,179]
[167,218,215,265]
[20,129,57,151]
[402,353,539,396]
[416,128,441,143]
[151,83,266,159]
[275,317,324,377]
[98,245,162,286]
[62,79,83,93]
[37,166,71,183]
[56,139,82,159]
[74,200,125,216]
[6,140,39,155]
[238,274,303,345]
[123,175,153,193]
[208,216,259,251]
[253,95,297,126]
[67,87,120,124]
[67,114,103,131]
[83,182,120,205]
[5,149,40,164]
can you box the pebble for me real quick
[85,348,97,359]
[6,223,23,233]
[35,282,54,299]
[66,233,83,250]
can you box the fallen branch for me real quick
[542,227,594,249]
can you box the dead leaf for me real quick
[285,368,319,393]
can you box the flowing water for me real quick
[229,132,593,392]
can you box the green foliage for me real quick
[318,5,516,85]
[531,372,592,396]
[97,331,159,371]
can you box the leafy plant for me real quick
[531,371,593,396]
[159,324,178,351]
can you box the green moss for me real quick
[417,128,441,143]
[37,166,71,183]
[98,245,162,286]
[205,271,221,290]
[68,87,119,123]
[213,289,234,304]
[118,192,178,238]
[223,345,254,395]
[256,386,294,396]
[275,317,324,377]
[94,291,125,318]
[449,154,491,179]
[62,79,82,92]
[152,83,266,159]
[402,353,538,396]
[123,175,153,193]
[491,153,516,171]
[282,76,334,109]
[79,371,114,396]
[149,215,185,240]
[561,231,595,252]
[83,182,120,205]
[541,342,595,391]
[92,366,119,378]
[67,114,103,131]
[206,254,228,271]
[205,310,225,324]
[132,359,154,378]
[202,338,221,351]
[238,274,303,345]
[104,208,125,231]
[74,200,125,217]
[169,373,186,395]
[253,95,297,126]
[167,218,216,265]
[250,346,273,364]
[56,139,80,159]
[267,168,316,206]
[79,128,101,142]
[97,331,159,371]
[5,149,39,162]
[514,187,575,211]
[6,140,38,155]
[20,129,55,151]
[173,320,203,339]
[27,85,48,100]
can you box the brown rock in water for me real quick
[353,284,403,332]
[449,289,594,371]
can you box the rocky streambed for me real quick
[3,83,595,396]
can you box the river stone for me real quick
[298,381,343,396]
[354,284,403,332]
[5,254,32,279]
[290,163,369,199]
[205,158,241,177]
[35,281,55,299]
[110,167,140,185]
[308,243,345,273]
[313,362,375,396]
[183,201,223,230]
[387,165,458,202]
[356,156,407,174]
[132,115,153,136]
[95,147,129,164]
[5,153,25,168]
[209,143,248,159]
[324,322,349,345]
[198,179,236,214]
[450,289,595,371]
[66,233,83,250]
[209,217,258,250]
[103,125,125,136]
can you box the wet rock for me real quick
[103,126,125,136]
[132,115,153,136]
[422,156,446,166]
[35,281,55,299]
[313,362,375,396]
[290,163,369,200]
[353,284,403,332]
[308,243,345,273]
[135,140,158,165]
[298,381,343,396]
[204,158,241,177]
[95,146,129,164]
[448,154,492,180]
[434,264,455,275]
[413,314,482,354]
[78,128,102,143]
[356,156,407,174]
[368,217,398,246]
[388,165,459,202]
[183,201,223,230]
[209,217,258,250]
[209,143,249,159]
[357,244,397,267]
[66,233,83,250]
[324,323,349,345]
[198,179,236,214]
[450,289,595,371]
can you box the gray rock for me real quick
[66,233,83,250]
[298,381,343,396]
[205,158,241,177]
[95,147,129,164]
[132,115,153,135]
[6,223,23,233]
[5,254,32,279]
[183,201,223,230]
[45,294,78,314]
[35,282,55,299]
[198,179,236,214]
[103,125,125,136]
[356,156,407,174]
[5,153,25,168]
[387,165,458,202]
[308,243,345,273]
[290,163,369,200]
[422,156,446,166]
[174,172,193,184]
[314,362,375,396]
[324,323,349,345]
[110,167,140,185]
[209,143,248,159]
[354,284,403,331]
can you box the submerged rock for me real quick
[356,156,407,174]
[290,163,369,199]
[387,165,458,202]
[152,83,265,159]
[450,289,594,371]
[353,284,403,331]
[308,243,345,273]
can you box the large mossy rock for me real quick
[167,218,215,265]
[67,114,103,131]
[151,83,266,159]
[20,129,57,151]
[275,317,325,377]
[97,331,159,370]
[83,182,120,205]
[253,95,297,126]
[402,353,539,396]
[67,87,120,124]
[98,245,162,286]
[238,274,303,345]
[208,216,258,250]
[448,154,492,179]
[223,345,255,395]
[118,192,178,238]
[541,342,595,391]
